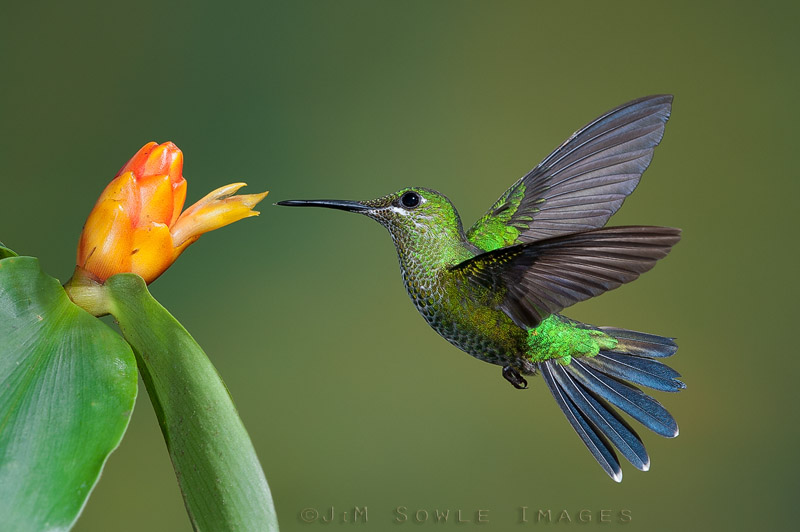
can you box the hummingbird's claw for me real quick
[503,366,528,389]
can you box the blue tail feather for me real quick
[552,364,649,471]
[598,327,678,357]
[568,360,679,437]
[541,363,622,482]
[582,352,685,392]
[538,325,683,481]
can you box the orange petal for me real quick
[143,142,182,181]
[77,200,134,282]
[136,173,174,227]
[170,178,187,226]
[118,142,158,178]
[170,183,268,249]
[130,222,176,284]
[166,147,184,187]
[94,170,138,208]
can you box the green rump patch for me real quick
[526,315,618,365]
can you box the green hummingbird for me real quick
[278,95,683,481]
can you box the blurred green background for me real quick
[2,1,797,530]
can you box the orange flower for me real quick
[76,142,267,284]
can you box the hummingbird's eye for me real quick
[400,191,421,209]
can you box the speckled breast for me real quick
[399,259,528,370]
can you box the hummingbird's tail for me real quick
[537,326,684,482]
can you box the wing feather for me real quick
[467,95,673,251]
[452,226,680,329]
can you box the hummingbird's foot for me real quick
[502,366,528,389]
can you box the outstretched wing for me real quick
[467,95,673,252]
[452,226,680,329]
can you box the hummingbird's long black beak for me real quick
[276,199,371,212]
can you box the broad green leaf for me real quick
[0,256,137,532]
[105,274,278,532]
[0,242,18,259]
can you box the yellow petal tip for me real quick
[170,186,269,247]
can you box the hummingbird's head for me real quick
[278,187,466,253]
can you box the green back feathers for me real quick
[466,183,529,251]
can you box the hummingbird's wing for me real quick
[466,95,672,252]
[451,226,680,329]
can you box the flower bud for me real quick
[75,142,267,284]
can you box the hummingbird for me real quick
[278,95,683,482]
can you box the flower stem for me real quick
[63,267,112,316]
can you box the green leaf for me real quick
[105,274,278,532]
[0,256,138,532]
[0,242,19,259]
